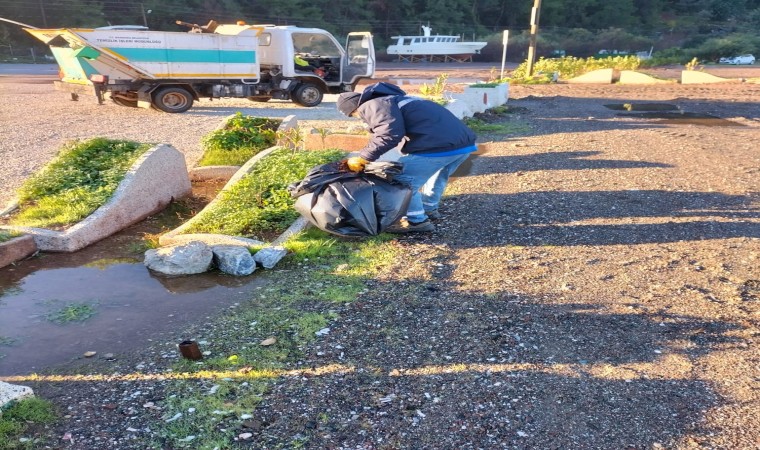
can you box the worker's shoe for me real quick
[385,218,435,234]
[425,209,442,220]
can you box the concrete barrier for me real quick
[567,68,614,84]
[1,144,191,252]
[159,146,280,247]
[0,234,37,269]
[681,70,742,84]
[619,70,676,84]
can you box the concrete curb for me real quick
[188,115,297,182]
[567,68,614,84]
[619,70,677,84]
[188,165,241,181]
[0,234,37,269]
[680,70,743,84]
[159,145,283,248]
[0,144,191,252]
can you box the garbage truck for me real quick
[25,20,375,113]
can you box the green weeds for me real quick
[0,231,21,244]
[183,148,345,237]
[504,55,642,83]
[419,73,449,105]
[0,397,56,450]
[199,114,280,166]
[45,302,97,324]
[9,138,151,228]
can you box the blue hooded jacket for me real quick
[354,82,477,161]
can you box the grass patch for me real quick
[198,113,280,167]
[8,138,151,228]
[183,148,345,237]
[468,82,504,88]
[0,397,57,450]
[146,228,397,449]
[45,302,97,324]
[464,106,532,137]
[0,230,21,244]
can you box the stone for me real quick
[144,241,213,275]
[0,381,34,413]
[212,245,256,276]
[253,246,288,269]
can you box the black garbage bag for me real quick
[288,161,411,237]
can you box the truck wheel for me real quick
[292,83,323,107]
[152,87,194,113]
[247,96,271,102]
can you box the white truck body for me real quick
[26,21,375,112]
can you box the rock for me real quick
[0,381,34,412]
[83,351,97,357]
[253,246,288,269]
[144,241,213,275]
[260,337,277,346]
[212,245,256,276]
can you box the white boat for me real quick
[386,25,487,62]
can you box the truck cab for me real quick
[256,26,375,106]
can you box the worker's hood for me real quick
[358,82,406,105]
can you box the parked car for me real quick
[719,54,755,65]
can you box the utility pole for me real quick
[38,0,48,27]
[526,0,542,77]
[141,3,150,27]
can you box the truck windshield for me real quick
[292,33,340,58]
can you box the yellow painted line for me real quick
[100,47,127,61]
[1,358,687,384]
[0,364,354,383]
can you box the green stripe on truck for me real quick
[110,48,256,64]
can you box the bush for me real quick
[508,55,641,82]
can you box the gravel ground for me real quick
[2,67,759,449]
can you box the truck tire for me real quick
[247,96,271,102]
[152,86,194,113]
[292,83,323,107]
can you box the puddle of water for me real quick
[0,256,257,375]
[617,111,745,127]
[0,180,266,376]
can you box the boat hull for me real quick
[387,42,486,56]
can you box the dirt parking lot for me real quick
[1,63,759,449]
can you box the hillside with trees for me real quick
[1,0,758,64]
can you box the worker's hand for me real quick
[345,156,368,172]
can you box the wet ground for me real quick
[0,182,269,376]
